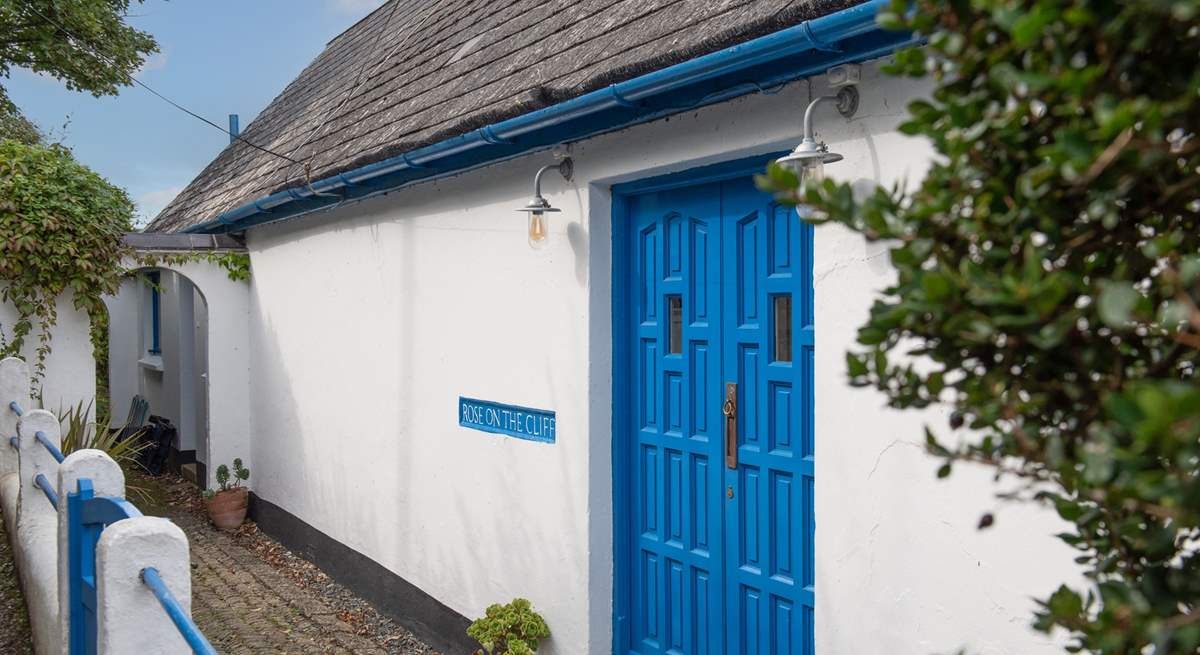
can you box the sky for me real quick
[5,0,388,226]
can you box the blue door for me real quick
[617,166,814,655]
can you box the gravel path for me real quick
[0,473,433,654]
[0,511,32,653]
[141,474,442,655]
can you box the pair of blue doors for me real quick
[617,167,814,655]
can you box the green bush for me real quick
[57,399,150,502]
[758,0,1200,652]
[467,598,550,655]
[0,140,132,379]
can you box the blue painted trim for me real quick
[610,190,633,655]
[36,431,64,463]
[183,0,913,234]
[9,401,22,417]
[80,495,143,525]
[141,567,218,655]
[610,151,791,196]
[458,396,556,444]
[68,478,154,655]
[67,478,95,655]
[147,272,162,355]
[610,151,788,654]
[35,473,58,509]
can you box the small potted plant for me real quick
[203,458,250,531]
[467,598,550,655]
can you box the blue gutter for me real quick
[186,0,912,234]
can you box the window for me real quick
[668,296,682,354]
[773,294,792,362]
[147,272,161,355]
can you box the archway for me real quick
[107,267,211,484]
[103,236,251,490]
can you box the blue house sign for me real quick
[458,397,556,444]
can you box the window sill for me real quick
[138,355,164,372]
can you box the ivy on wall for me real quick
[0,139,132,379]
[130,251,251,282]
[0,136,251,385]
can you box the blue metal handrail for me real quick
[34,473,57,509]
[140,567,217,655]
[35,431,64,463]
[9,401,22,416]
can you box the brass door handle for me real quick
[723,383,737,469]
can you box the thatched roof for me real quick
[148,0,858,232]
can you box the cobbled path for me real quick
[0,512,32,654]
[149,474,440,655]
[0,472,439,654]
[178,509,393,654]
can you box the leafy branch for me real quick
[0,139,133,381]
[758,0,1200,652]
[131,251,251,282]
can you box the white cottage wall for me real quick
[0,290,94,414]
[244,61,1078,654]
[105,278,140,428]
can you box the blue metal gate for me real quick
[67,478,143,655]
[614,155,814,654]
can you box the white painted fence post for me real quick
[17,409,63,655]
[0,357,31,534]
[96,517,192,655]
[57,450,125,655]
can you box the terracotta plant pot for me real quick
[206,487,248,531]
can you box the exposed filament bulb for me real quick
[528,211,548,249]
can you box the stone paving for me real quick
[0,472,435,654]
[146,475,441,655]
[177,508,392,654]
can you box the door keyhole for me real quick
[727,485,734,499]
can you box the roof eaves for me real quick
[185,0,914,235]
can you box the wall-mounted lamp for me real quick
[517,158,573,250]
[775,85,859,212]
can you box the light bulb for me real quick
[795,159,825,219]
[799,159,825,192]
[528,210,548,249]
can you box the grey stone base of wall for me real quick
[248,493,475,654]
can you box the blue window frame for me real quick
[146,272,161,355]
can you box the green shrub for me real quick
[0,140,132,380]
[58,399,150,502]
[467,598,550,655]
[758,0,1200,652]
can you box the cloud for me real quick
[328,0,387,15]
[134,186,183,228]
[135,51,169,76]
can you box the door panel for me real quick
[623,173,813,655]
[630,186,725,655]
[721,178,813,655]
